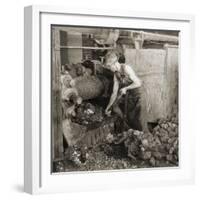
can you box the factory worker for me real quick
[104,50,148,132]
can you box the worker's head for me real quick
[104,50,119,71]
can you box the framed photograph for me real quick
[24,5,195,194]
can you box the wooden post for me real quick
[163,44,179,118]
[131,31,144,49]
[52,27,63,163]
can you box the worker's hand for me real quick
[105,107,111,116]
[119,88,127,96]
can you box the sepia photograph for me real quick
[51,25,179,173]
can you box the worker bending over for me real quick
[103,50,148,132]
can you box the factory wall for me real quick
[125,47,178,122]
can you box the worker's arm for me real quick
[105,74,119,115]
[120,65,142,95]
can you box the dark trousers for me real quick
[115,87,148,132]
